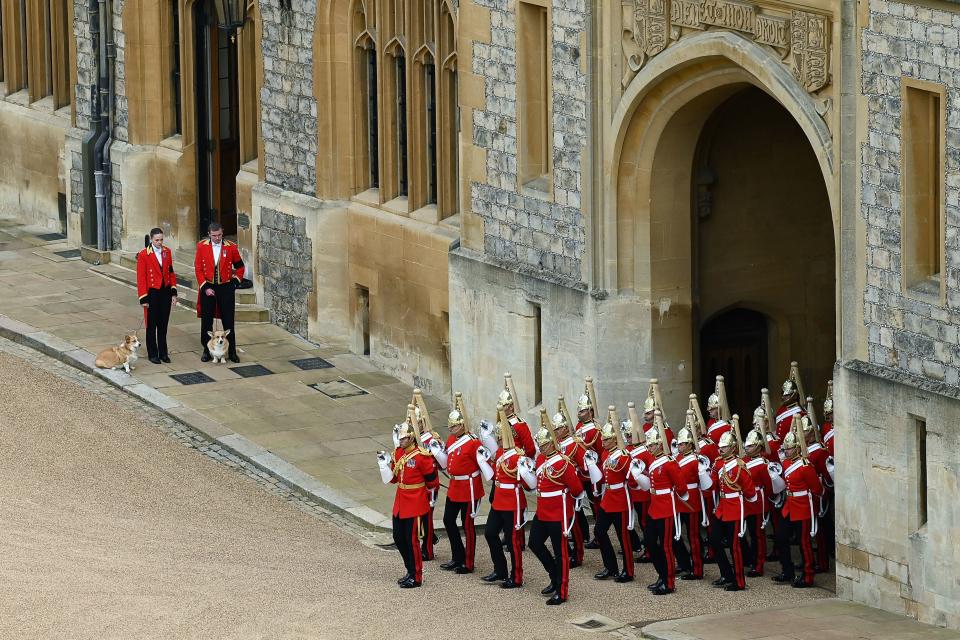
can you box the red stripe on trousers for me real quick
[571,520,584,563]
[560,533,570,599]
[620,512,634,577]
[421,505,435,560]
[664,518,675,590]
[689,516,703,577]
[754,516,766,574]
[412,516,423,582]
[512,513,523,585]
[464,507,476,570]
[732,521,745,589]
[801,520,815,585]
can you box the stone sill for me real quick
[521,175,552,201]
[382,195,410,216]
[904,276,944,306]
[451,245,589,292]
[240,158,259,175]
[351,188,380,207]
[410,203,439,225]
[159,134,184,152]
[842,359,960,402]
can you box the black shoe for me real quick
[149,357,162,364]
[637,554,652,564]
[792,577,812,588]
[585,538,601,550]
[614,571,634,583]
[569,557,580,569]
[647,579,664,591]
[160,356,171,363]
[501,578,520,589]
[201,352,212,363]
[725,583,745,591]
[432,534,439,544]
[680,572,701,581]
[546,594,566,605]
[228,353,240,363]
[747,569,763,577]
[481,571,505,582]
[541,583,557,595]
[454,566,473,575]
[772,573,794,583]
[397,572,412,585]
[651,585,674,595]
[399,577,421,588]
[594,568,614,580]
[440,560,461,571]
[712,577,731,587]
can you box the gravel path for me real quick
[0,338,831,639]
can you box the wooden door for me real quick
[699,308,768,424]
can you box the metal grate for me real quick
[37,232,67,241]
[572,620,605,630]
[53,249,81,259]
[309,378,368,399]
[230,364,273,378]
[170,371,215,385]
[290,357,334,370]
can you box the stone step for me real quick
[116,251,257,305]
[90,262,270,323]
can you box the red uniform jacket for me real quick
[698,439,719,464]
[642,422,675,449]
[491,447,527,513]
[627,445,652,504]
[676,453,702,514]
[711,457,757,522]
[507,415,536,458]
[781,457,823,521]
[743,456,773,517]
[444,433,485,503]
[822,422,835,457]
[136,245,178,304]
[599,449,635,513]
[775,404,806,441]
[194,239,245,316]
[559,435,590,482]
[648,456,688,520]
[391,447,438,518]
[764,433,782,463]
[576,420,603,455]
[534,453,584,523]
[705,418,732,442]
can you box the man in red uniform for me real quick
[586,414,643,583]
[645,411,690,595]
[499,386,535,457]
[709,430,758,591]
[194,222,245,363]
[518,414,585,605]
[705,392,732,442]
[801,416,832,573]
[428,408,484,574]
[377,420,438,588]
[742,416,781,577]
[477,413,529,588]
[641,385,675,449]
[553,410,590,566]
[773,423,824,588]
[626,405,653,561]
[407,403,440,560]
[575,390,604,550]
[137,228,178,364]
[776,378,806,442]
[673,414,713,581]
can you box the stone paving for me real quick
[0,218,449,529]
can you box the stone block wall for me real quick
[257,207,313,337]
[860,0,960,383]
[469,0,588,285]
[259,0,318,196]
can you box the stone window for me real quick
[25,0,69,106]
[517,0,551,190]
[237,0,260,165]
[352,0,379,191]
[0,0,28,94]
[172,1,183,135]
[437,0,457,218]
[901,78,945,300]
[49,0,70,109]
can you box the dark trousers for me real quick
[442,498,477,570]
[675,512,703,577]
[420,503,435,560]
[484,508,523,584]
[596,509,634,576]
[778,518,815,585]
[392,515,423,582]
[745,514,766,574]
[710,519,746,588]
[199,283,236,356]
[529,517,570,599]
[144,287,173,359]
[644,516,676,590]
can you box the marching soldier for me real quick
[137,228,178,364]
[760,388,782,463]
[709,419,758,591]
[517,409,586,605]
[478,408,530,588]
[772,417,824,588]
[575,379,604,550]
[622,403,648,558]
[641,380,675,448]
[775,362,807,441]
[409,393,441,560]
[428,401,485,574]
[673,410,713,581]
[800,412,832,573]
[645,410,690,595]
[742,411,782,577]
[822,381,835,456]
[195,222,245,363]
[554,397,590,566]
[498,373,536,457]
[376,418,439,588]
[705,377,733,442]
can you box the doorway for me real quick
[194,0,240,237]
[700,308,768,419]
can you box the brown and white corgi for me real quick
[206,328,231,364]
[95,334,141,373]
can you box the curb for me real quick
[0,313,394,535]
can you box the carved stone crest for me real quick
[791,10,830,92]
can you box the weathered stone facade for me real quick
[259,0,318,196]
[257,207,313,337]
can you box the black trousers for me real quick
[644,516,676,589]
[484,508,523,582]
[392,515,423,582]
[674,513,694,573]
[596,509,634,576]
[199,282,237,356]
[442,498,477,569]
[529,517,570,599]
[710,519,746,588]
[145,287,173,359]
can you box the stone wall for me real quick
[257,207,313,337]
[469,0,588,285]
[860,0,960,383]
[259,0,318,196]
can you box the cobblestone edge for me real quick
[0,313,393,536]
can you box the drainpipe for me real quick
[79,0,102,247]
[93,0,115,251]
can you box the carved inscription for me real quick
[791,10,829,91]
[701,0,755,34]
[671,0,703,29]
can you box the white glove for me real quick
[391,425,400,449]
[698,469,713,491]
[376,451,394,484]
[697,455,711,472]
[573,493,586,512]
[477,447,494,482]
[670,440,679,457]
[769,467,786,494]
[479,426,499,458]
[584,450,599,466]
[479,419,495,438]
[583,451,603,484]
[429,439,448,468]
[630,459,650,490]
[517,457,537,490]
[826,456,835,482]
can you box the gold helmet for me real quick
[644,378,663,415]
[643,396,656,412]
[600,420,618,440]
[744,428,764,450]
[447,409,465,428]
[676,426,696,447]
[782,379,797,396]
[497,388,513,410]
[395,421,416,441]
[577,393,592,411]
[714,376,732,421]
[782,429,800,451]
[557,395,574,431]
[707,393,720,410]
[552,411,569,430]
[645,426,663,447]
[497,407,516,450]
[578,376,599,413]
[601,405,625,449]
[536,407,560,448]
[823,379,834,414]
[718,431,737,450]
[752,405,766,426]
[782,361,806,401]
[800,415,815,434]
[647,409,670,453]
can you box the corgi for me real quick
[95,334,141,373]
[206,328,231,364]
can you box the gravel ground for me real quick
[0,338,831,639]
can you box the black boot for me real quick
[440,559,461,571]
[651,585,674,595]
[396,571,412,585]
[585,538,601,550]
[546,594,566,605]
[647,578,664,591]
[712,577,731,587]
[772,573,794,583]
[501,578,521,589]
[541,583,557,595]
[594,568,614,580]
[725,583,745,591]
[399,577,421,588]
[614,570,634,583]
[792,577,812,588]
[481,570,504,582]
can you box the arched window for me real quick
[1,0,28,94]
[353,0,378,191]
[410,0,437,210]
[438,1,458,218]
[237,0,261,165]
[384,36,408,199]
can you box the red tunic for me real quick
[781,458,823,521]
[822,421,835,457]
[806,442,830,482]
[391,447,437,518]
[711,457,757,522]
[697,439,720,464]
[507,416,536,458]
[705,418,732,442]
[576,420,603,455]
[764,433,782,463]
[444,433,485,503]
[775,404,806,441]
[534,453,584,523]
[599,449,635,513]
[627,445,652,504]
[648,456,688,520]
[194,239,246,317]
[675,453,702,514]
[491,447,527,513]
[743,456,773,517]
[642,422,675,448]
[136,246,178,304]
[559,435,589,482]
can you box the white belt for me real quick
[608,482,625,489]
[540,489,565,498]
[654,488,672,495]
[452,470,480,481]
[651,488,681,540]
[496,482,516,490]
[722,492,741,499]
[451,470,481,519]
[686,483,698,490]
[788,490,808,497]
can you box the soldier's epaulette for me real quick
[200,239,210,245]
[224,240,235,246]
[417,447,431,456]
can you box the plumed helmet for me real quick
[752,405,767,428]
[552,412,568,430]
[447,409,465,428]
[823,398,833,414]
[497,388,513,410]
[707,393,720,409]
[744,428,764,449]
[800,415,815,434]
[600,420,618,441]
[643,396,656,412]
[782,379,797,396]
[645,427,662,447]
[577,393,592,411]
[395,422,415,441]
[782,430,800,451]
[535,426,554,448]
[718,431,736,449]
[620,419,633,443]
[676,426,695,446]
